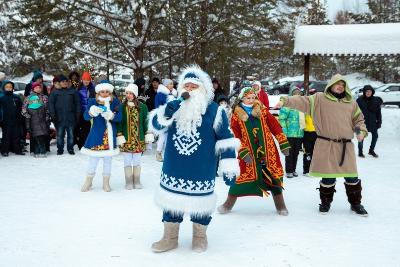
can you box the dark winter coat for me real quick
[213,88,226,103]
[77,83,96,113]
[23,93,50,137]
[0,91,24,126]
[49,87,81,127]
[356,89,382,131]
[144,88,157,111]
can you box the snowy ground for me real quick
[1,108,399,267]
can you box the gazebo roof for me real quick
[293,23,400,56]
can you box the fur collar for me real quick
[234,100,262,121]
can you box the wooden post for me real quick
[304,54,310,96]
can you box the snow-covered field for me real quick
[1,108,399,267]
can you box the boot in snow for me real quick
[152,222,180,253]
[133,166,143,189]
[368,150,378,158]
[344,180,368,217]
[81,174,95,192]
[217,195,237,214]
[358,151,365,158]
[156,151,163,162]
[272,193,289,216]
[317,182,336,214]
[192,223,208,252]
[124,166,134,190]
[286,172,294,178]
[103,175,111,192]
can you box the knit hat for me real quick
[31,82,42,91]
[32,70,43,82]
[162,78,173,87]
[176,65,214,103]
[27,95,43,109]
[125,83,138,96]
[53,76,60,83]
[95,80,114,93]
[239,87,256,99]
[81,71,92,81]
[58,74,68,82]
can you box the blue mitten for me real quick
[223,173,236,186]
[165,100,181,118]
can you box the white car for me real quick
[374,84,400,107]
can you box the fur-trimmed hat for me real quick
[162,78,173,87]
[95,80,114,93]
[125,83,138,96]
[252,81,261,88]
[239,87,256,99]
[177,65,214,103]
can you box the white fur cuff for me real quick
[145,133,155,144]
[117,135,126,146]
[215,138,241,155]
[218,158,240,176]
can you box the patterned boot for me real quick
[192,223,208,252]
[81,173,95,192]
[133,166,143,189]
[151,222,180,253]
[124,167,134,190]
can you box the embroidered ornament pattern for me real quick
[172,130,202,156]
[160,171,215,195]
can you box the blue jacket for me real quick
[154,86,177,108]
[150,101,240,215]
[80,97,122,157]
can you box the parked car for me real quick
[374,84,400,107]
[11,81,27,94]
[268,81,303,95]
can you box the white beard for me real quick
[175,87,208,135]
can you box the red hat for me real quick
[31,82,42,91]
[81,71,92,81]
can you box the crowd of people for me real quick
[0,66,383,253]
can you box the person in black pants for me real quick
[302,114,317,176]
[0,81,25,156]
[49,75,81,155]
[356,85,382,158]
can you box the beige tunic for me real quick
[282,76,367,178]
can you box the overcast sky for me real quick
[325,0,370,21]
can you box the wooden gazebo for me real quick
[293,23,400,94]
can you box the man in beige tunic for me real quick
[276,74,368,216]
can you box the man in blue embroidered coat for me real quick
[150,65,240,253]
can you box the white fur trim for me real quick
[145,133,155,143]
[125,84,138,96]
[177,65,214,105]
[252,81,261,88]
[80,147,120,157]
[148,106,169,136]
[218,158,240,176]
[117,135,126,146]
[215,138,241,155]
[157,84,171,95]
[154,187,217,215]
[95,83,114,93]
[213,106,226,132]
